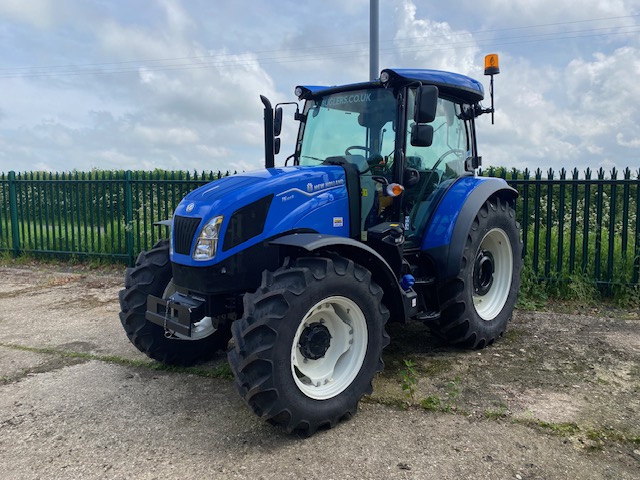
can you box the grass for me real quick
[483,406,509,420]
[0,343,233,380]
[0,217,161,257]
[519,220,639,304]
[515,419,640,448]
[414,376,464,413]
[517,264,639,312]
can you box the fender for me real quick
[271,233,407,322]
[422,177,518,280]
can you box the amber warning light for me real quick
[483,54,500,124]
[484,54,500,76]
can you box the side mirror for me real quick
[273,107,283,136]
[410,124,434,147]
[274,137,281,155]
[414,85,439,124]
[403,168,420,188]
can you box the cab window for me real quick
[404,90,470,247]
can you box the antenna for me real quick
[370,0,379,81]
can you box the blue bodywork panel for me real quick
[383,69,484,102]
[297,68,484,104]
[171,166,350,267]
[422,177,500,251]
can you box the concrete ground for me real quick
[0,264,638,479]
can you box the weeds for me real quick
[445,377,462,400]
[522,420,581,436]
[517,264,549,310]
[420,395,442,411]
[400,359,417,402]
[417,377,463,413]
[484,405,509,420]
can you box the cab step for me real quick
[415,310,441,322]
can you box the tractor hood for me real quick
[171,166,352,266]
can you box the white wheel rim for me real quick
[291,296,368,400]
[163,280,216,340]
[472,228,513,321]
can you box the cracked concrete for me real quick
[0,264,638,479]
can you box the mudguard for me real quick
[270,233,408,322]
[422,177,518,281]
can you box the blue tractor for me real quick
[119,56,522,435]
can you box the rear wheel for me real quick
[118,240,231,365]
[434,196,522,348]
[228,254,389,435]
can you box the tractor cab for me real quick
[286,68,487,250]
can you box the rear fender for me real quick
[422,177,518,281]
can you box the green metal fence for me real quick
[0,170,229,264]
[1,167,639,289]
[479,166,640,289]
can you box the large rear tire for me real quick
[228,254,389,435]
[434,196,522,348]
[118,240,231,366]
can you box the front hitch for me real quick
[146,292,205,337]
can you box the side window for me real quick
[406,90,468,177]
[404,90,470,247]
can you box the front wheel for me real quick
[434,196,523,349]
[118,240,231,365]
[228,254,389,435]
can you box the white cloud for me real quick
[158,0,194,34]
[452,0,633,25]
[393,0,478,74]
[0,0,639,176]
[0,0,57,28]
[133,125,199,145]
[616,133,640,148]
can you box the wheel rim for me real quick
[291,296,368,400]
[472,228,513,321]
[163,280,216,340]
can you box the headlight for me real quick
[193,216,224,261]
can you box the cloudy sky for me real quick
[1,0,639,176]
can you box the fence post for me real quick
[124,170,134,266]
[8,171,21,257]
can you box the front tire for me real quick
[118,240,231,366]
[228,254,389,435]
[434,196,523,348]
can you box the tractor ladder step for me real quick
[415,310,441,322]
[413,276,436,286]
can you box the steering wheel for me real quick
[345,145,374,156]
[409,148,466,212]
[345,145,387,174]
[436,149,465,166]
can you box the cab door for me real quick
[402,90,471,248]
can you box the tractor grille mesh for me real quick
[173,215,202,255]
[223,195,273,251]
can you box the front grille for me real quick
[173,215,202,255]
[223,195,273,251]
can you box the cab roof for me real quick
[296,68,484,104]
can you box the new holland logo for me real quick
[186,202,195,213]
[306,183,313,193]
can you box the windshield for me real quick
[298,88,396,172]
